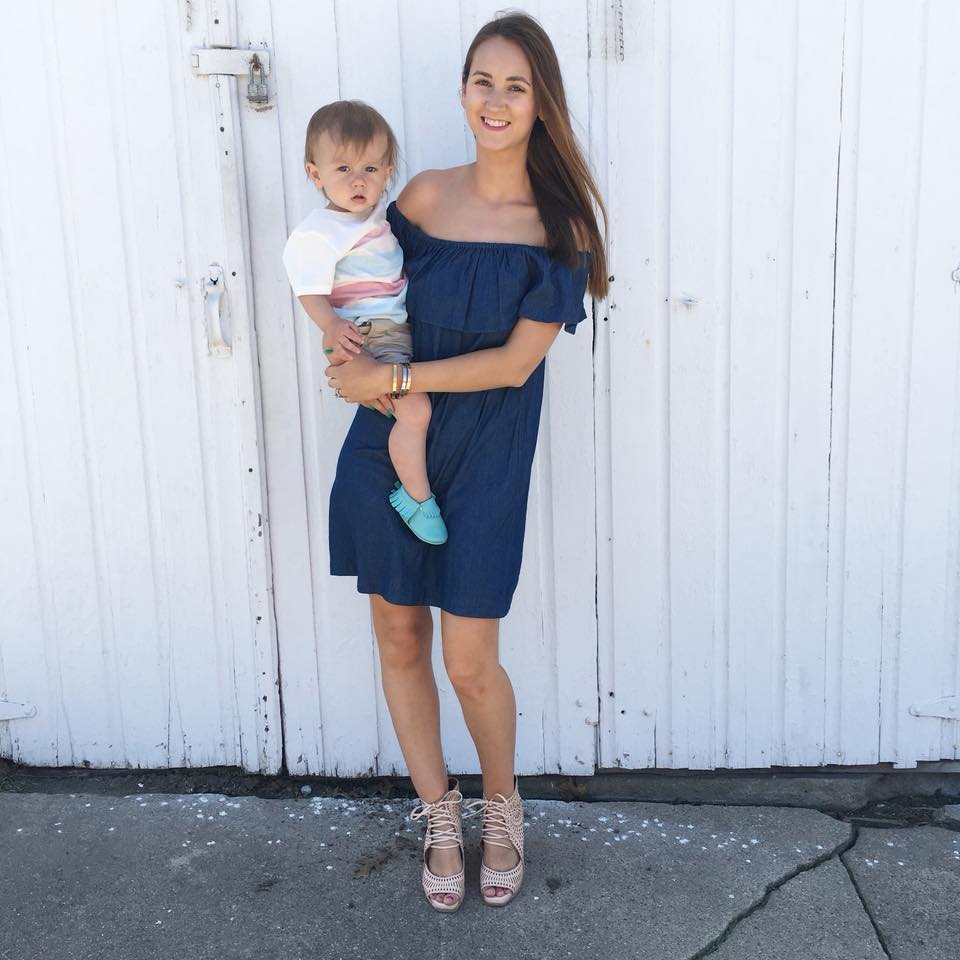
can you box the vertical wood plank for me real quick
[892,0,960,765]
[781,0,844,767]
[595,0,669,769]
[664,0,732,769]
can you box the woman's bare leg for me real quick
[440,610,519,898]
[368,594,460,906]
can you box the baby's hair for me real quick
[304,100,399,172]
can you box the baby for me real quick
[282,100,447,546]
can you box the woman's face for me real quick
[460,36,539,152]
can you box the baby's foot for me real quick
[388,482,448,545]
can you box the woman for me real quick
[326,12,608,911]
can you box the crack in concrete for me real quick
[839,827,893,959]
[684,823,858,959]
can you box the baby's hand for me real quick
[323,318,365,364]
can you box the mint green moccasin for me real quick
[389,481,448,545]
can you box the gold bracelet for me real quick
[391,363,399,398]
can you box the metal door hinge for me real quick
[191,48,271,103]
[0,698,37,721]
[909,695,960,720]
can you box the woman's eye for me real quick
[474,78,490,86]
[510,86,526,93]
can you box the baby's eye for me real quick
[336,165,350,172]
[365,166,379,173]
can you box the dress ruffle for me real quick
[386,201,591,335]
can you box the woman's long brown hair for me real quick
[461,11,609,300]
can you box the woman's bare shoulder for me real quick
[395,167,465,224]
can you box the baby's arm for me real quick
[298,294,364,364]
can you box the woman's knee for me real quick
[370,597,432,668]
[445,659,499,699]
[443,645,500,697]
[441,611,500,696]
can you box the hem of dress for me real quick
[330,568,510,620]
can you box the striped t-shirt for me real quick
[282,196,407,324]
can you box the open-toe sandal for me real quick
[409,777,466,912]
[462,776,524,907]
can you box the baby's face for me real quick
[305,131,393,213]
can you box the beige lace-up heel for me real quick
[463,775,524,906]
[409,777,466,912]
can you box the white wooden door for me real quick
[239,0,600,777]
[595,0,960,770]
[0,1,280,771]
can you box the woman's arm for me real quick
[325,317,563,404]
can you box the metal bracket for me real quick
[191,48,271,104]
[908,695,960,720]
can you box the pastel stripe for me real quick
[327,278,406,307]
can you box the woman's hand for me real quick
[325,350,394,409]
[366,394,396,416]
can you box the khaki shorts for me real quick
[355,317,412,364]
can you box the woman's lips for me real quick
[481,116,510,130]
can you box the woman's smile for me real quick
[481,116,511,129]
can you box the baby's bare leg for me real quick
[388,393,432,502]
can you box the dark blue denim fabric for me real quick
[328,200,591,618]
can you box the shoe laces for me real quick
[411,790,462,851]
[463,794,514,851]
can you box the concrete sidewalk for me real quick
[1,789,958,960]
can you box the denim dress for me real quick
[328,200,591,618]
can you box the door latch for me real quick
[191,47,271,105]
[204,264,231,357]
